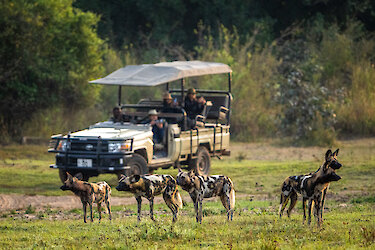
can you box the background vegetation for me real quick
[1,0,375,145]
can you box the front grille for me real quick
[69,140,108,152]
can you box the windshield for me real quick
[90,121,150,130]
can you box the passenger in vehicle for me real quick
[184,88,206,118]
[143,109,165,146]
[184,88,206,128]
[110,106,124,123]
[162,92,180,113]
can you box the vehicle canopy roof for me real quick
[90,61,232,87]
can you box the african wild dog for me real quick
[60,173,112,223]
[176,169,235,223]
[279,149,342,226]
[116,174,182,222]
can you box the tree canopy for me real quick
[0,0,104,138]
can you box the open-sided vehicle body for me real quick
[49,61,232,182]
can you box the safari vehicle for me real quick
[49,61,232,182]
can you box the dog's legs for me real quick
[82,202,87,223]
[149,197,155,221]
[287,191,298,218]
[302,198,307,224]
[89,202,94,222]
[136,196,142,222]
[220,193,232,221]
[106,198,112,221]
[97,202,102,222]
[198,194,203,224]
[320,187,328,222]
[190,194,199,223]
[307,199,313,225]
[163,192,177,223]
[279,194,289,218]
[314,195,322,227]
[105,186,112,221]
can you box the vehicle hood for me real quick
[69,127,152,140]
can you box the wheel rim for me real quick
[197,153,209,175]
[125,162,142,176]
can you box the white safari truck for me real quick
[49,61,232,182]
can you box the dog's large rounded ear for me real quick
[119,174,126,181]
[130,175,141,183]
[178,168,182,173]
[188,169,195,177]
[74,172,83,181]
[333,149,339,157]
[325,149,332,161]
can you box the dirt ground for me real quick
[0,194,168,212]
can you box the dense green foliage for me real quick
[1,0,375,144]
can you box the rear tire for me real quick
[188,146,211,175]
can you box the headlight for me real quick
[108,141,131,153]
[56,140,69,151]
[108,142,121,152]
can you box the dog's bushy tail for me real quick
[228,178,235,210]
[174,189,183,209]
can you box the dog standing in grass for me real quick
[279,149,342,226]
[60,173,112,223]
[176,169,235,223]
[116,174,182,222]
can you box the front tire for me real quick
[59,170,89,183]
[117,154,148,179]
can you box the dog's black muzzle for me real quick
[331,173,341,182]
[331,161,342,170]
[60,185,69,191]
[116,183,130,191]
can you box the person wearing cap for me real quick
[184,88,206,121]
[162,91,180,113]
[143,109,165,145]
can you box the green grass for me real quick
[0,141,374,248]
[2,143,374,199]
[0,202,374,249]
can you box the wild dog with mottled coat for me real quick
[116,174,182,222]
[279,149,342,226]
[60,173,112,223]
[176,169,235,223]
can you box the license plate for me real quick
[77,159,92,168]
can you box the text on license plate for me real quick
[77,159,92,168]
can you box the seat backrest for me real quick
[172,94,230,120]
[205,95,229,120]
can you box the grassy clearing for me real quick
[0,201,374,249]
[0,140,374,248]
[1,139,375,199]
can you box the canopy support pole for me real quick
[181,78,185,103]
[118,85,122,106]
[166,82,169,91]
[228,72,232,93]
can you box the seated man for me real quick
[143,109,165,147]
[110,106,124,123]
[162,92,180,113]
[184,88,206,128]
